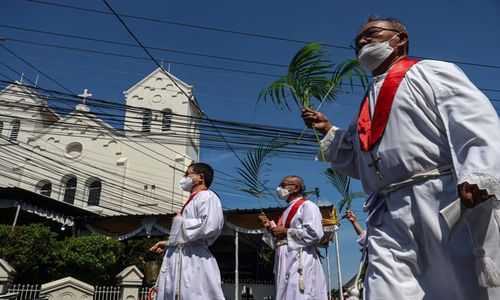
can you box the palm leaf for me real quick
[325,168,367,213]
[258,42,334,110]
[259,43,369,111]
[236,139,287,200]
[325,168,350,198]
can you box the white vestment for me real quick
[321,60,500,300]
[270,198,328,300]
[156,190,225,300]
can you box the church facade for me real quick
[0,68,200,216]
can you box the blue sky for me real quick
[1,0,499,288]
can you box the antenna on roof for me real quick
[34,74,39,87]
[19,73,24,84]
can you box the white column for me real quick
[234,230,239,300]
[334,225,344,300]
[325,246,332,300]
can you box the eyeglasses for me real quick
[350,26,400,53]
[279,183,297,188]
[184,171,200,177]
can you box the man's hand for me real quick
[258,213,270,228]
[459,182,491,208]
[345,210,357,223]
[149,240,167,254]
[175,212,182,217]
[301,108,333,136]
[270,226,288,240]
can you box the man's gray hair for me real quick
[363,15,410,53]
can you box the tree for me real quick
[0,224,58,283]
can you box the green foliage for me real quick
[120,237,163,273]
[325,168,367,213]
[53,235,124,285]
[259,42,368,111]
[0,224,58,283]
[236,138,287,202]
[0,224,164,285]
[258,245,274,267]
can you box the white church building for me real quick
[0,68,201,216]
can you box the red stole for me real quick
[180,189,207,215]
[358,58,419,152]
[278,198,306,228]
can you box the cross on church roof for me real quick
[78,89,92,104]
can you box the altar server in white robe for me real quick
[259,175,328,300]
[302,16,500,300]
[150,162,225,300]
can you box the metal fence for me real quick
[7,284,121,300]
[139,287,153,300]
[7,284,40,300]
[93,286,121,300]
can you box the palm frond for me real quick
[324,168,367,213]
[350,192,368,199]
[258,42,334,110]
[236,138,287,199]
[325,168,349,198]
[332,59,370,92]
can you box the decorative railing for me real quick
[7,284,40,300]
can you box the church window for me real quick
[62,176,77,204]
[36,180,52,197]
[87,180,101,206]
[142,109,152,133]
[65,142,83,158]
[9,119,20,141]
[161,109,172,131]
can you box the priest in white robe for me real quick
[150,162,225,300]
[259,175,328,300]
[302,16,500,300]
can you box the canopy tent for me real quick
[0,187,97,230]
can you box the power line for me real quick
[27,0,500,70]
[0,24,289,68]
[27,0,350,50]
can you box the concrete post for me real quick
[40,276,94,300]
[116,265,144,300]
[0,259,16,294]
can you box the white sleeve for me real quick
[320,121,361,179]
[356,231,367,247]
[287,202,324,249]
[169,191,224,245]
[427,62,500,201]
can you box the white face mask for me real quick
[276,186,290,200]
[357,35,398,71]
[179,177,194,192]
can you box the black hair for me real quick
[189,162,214,188]
[363,15,410,54]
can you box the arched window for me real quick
[161,109,172,131]
[87,180,101,206]
[40,182,52,197]
[142,109,152,133]
[62,176,77,204]
[36,180,52,197]
[9,120,20,141]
